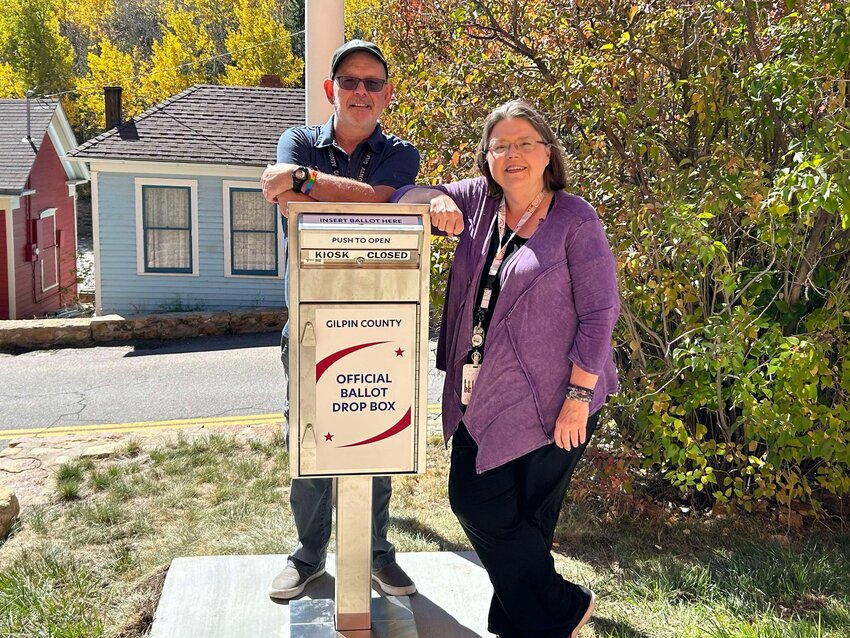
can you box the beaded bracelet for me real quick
[302,169,318,196]
[565,383,594,403]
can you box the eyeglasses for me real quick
[334,76,388,92]
[487,139,549,157]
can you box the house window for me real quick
[223,183,280,277]
[142,185,192,273]
[134,178,199,276]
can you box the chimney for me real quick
[260,74,283,88]
[104,86,123,130]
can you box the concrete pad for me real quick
[289,596,417,637]
[150,552,495,638]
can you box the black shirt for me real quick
[466,223,528,364]
[466,197,555,364]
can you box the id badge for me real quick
[461,364,481,405]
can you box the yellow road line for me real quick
[0,404,444,440]
[0,413,283,440]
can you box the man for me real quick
[261,39,420,600]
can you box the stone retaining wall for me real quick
[0,308,287,351]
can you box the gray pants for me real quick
[281,335,396,574]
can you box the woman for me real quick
[397,100,619,638]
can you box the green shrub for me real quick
[387,0,850,508]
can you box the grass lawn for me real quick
[0,429,848,638]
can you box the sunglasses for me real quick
[334,76,388,92]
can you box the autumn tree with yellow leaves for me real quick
[141,8,215,104]
[0,0,74,97]
[75,39,148,134]
[221,0,303,87]
[0,0,307,135]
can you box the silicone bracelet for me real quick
[302,169,318,196]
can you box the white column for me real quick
[305,0,345,125]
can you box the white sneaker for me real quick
[268,565,325,600]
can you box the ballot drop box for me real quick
[287,202,430,637]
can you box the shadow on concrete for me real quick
[269,571,484,637]
[124,332,279,357]
[408,593,484,637]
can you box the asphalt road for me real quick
[0,333,445,436]
[0,333,284,433]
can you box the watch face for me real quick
[292,167,309,192]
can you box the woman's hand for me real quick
[430,194,465,237]
[553,398,590,451]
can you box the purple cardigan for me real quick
[397,178,620,472]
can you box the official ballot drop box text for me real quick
[288,203,431,479]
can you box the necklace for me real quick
[469,190,545,360]
[461,190,545,406]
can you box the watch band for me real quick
[292,166,310,193]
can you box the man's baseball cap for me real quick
[330,39,389,78]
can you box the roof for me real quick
[0,99,59,195]
[68,85,306,167]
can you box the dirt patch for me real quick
[112,565,169,638]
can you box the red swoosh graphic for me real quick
[315,341,388,381]
[340,408,412,448]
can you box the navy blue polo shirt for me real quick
[278,116,420,333]
[277,116,420,187]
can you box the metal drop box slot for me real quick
[288,203,431,479]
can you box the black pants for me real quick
[449,414,599,638]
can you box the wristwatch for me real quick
[292,166,310,193]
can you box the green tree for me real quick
[221,0,303,87]
[380,0,850,510]
[0,0,74,94]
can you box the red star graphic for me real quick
[395,347,404,357]
[324,432,334,441]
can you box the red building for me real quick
[0,99,88,320]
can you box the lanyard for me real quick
[327,147,373,182]
[469,191,545,364]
